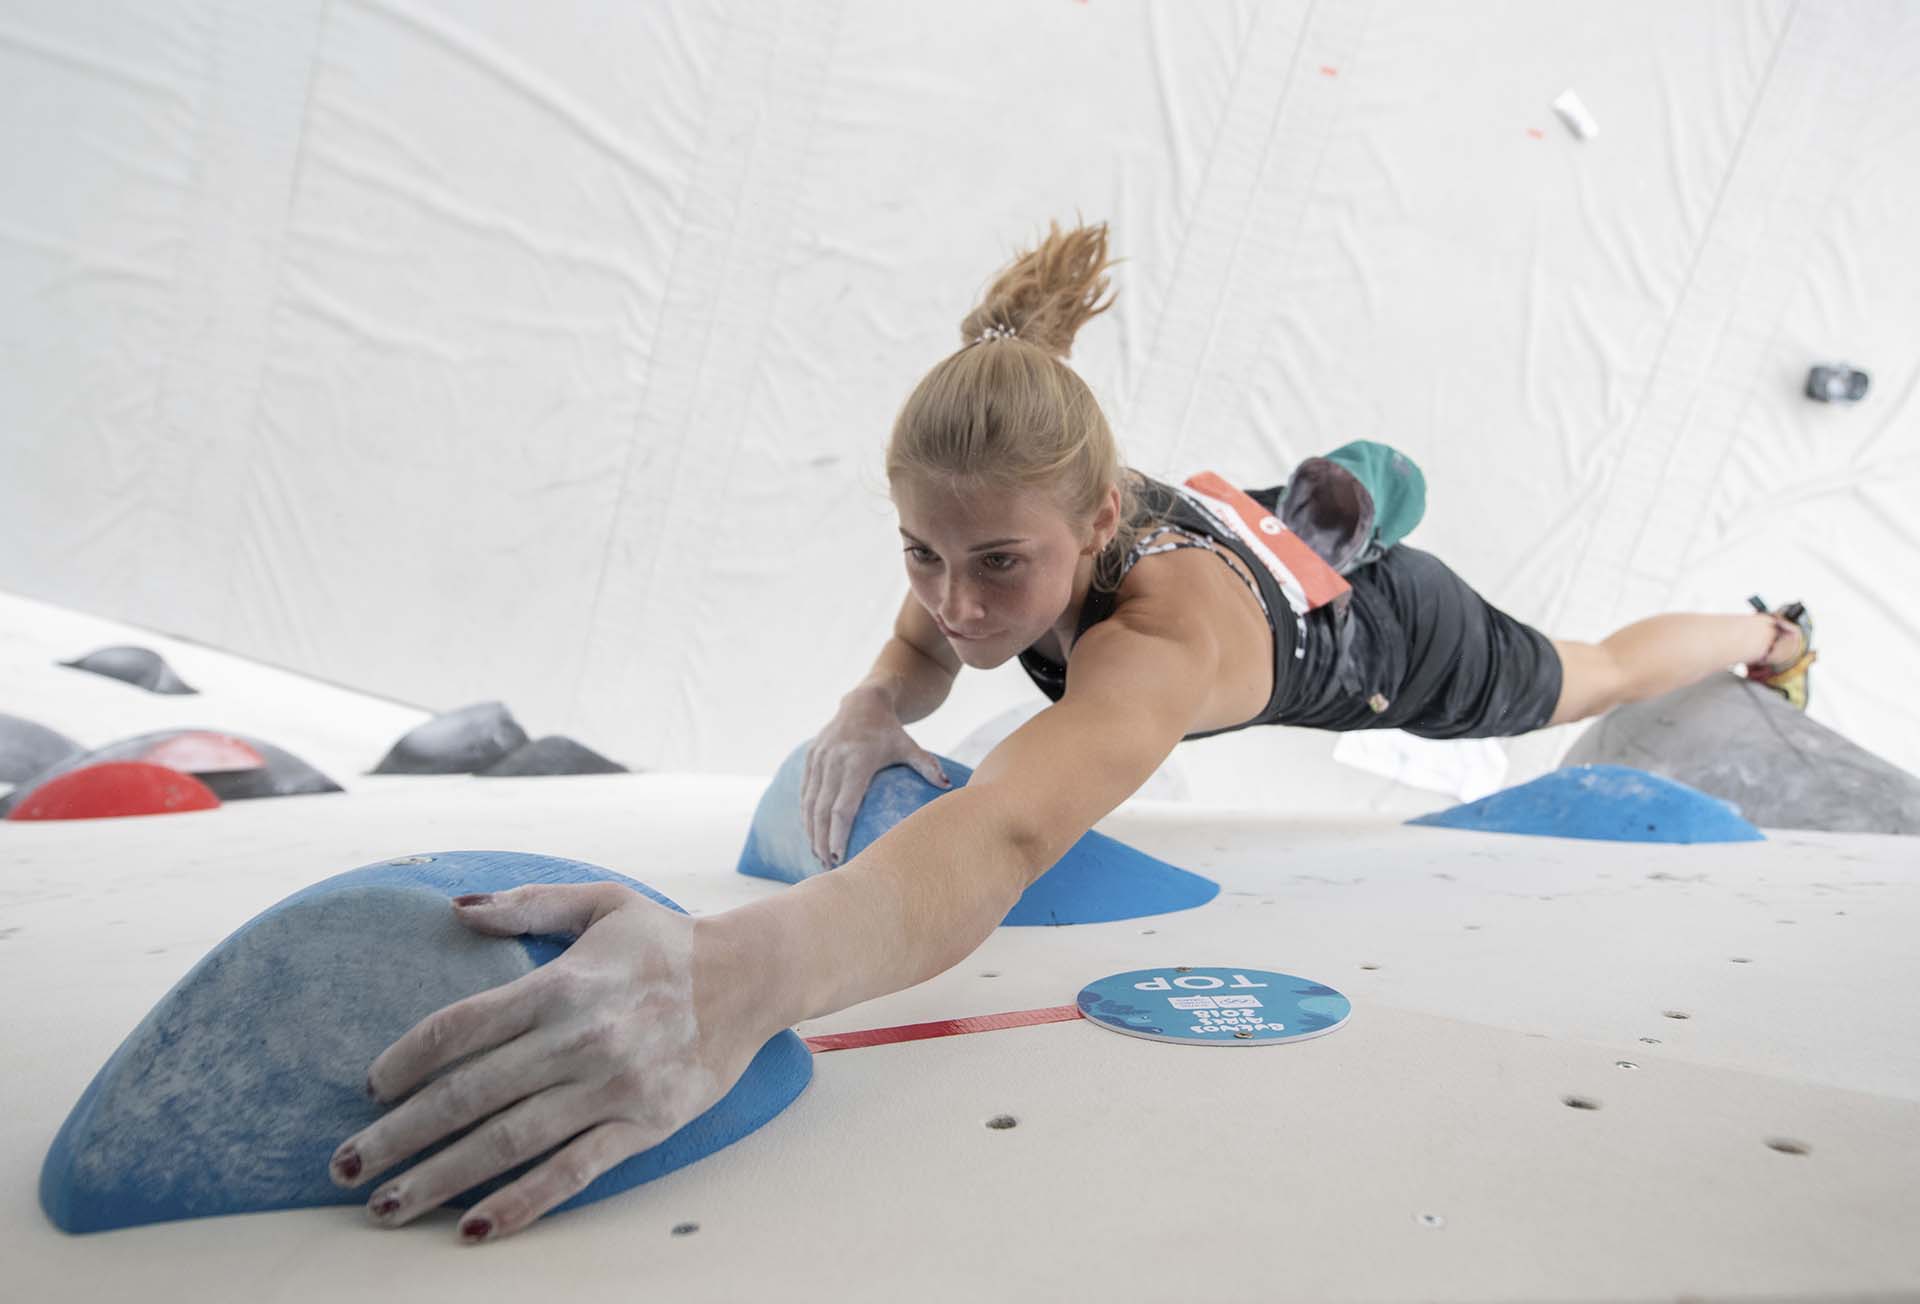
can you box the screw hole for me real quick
[979,971,999,978]
[671,1221,699,1236]
[1730,957,1751,964]
[1766,1137,1811,1156]
[1562,1095,1602,1110]
[1638,1037,1663,1045]
[1614,1061,1639,1070]
[1140,929,1156,935]
[1415,1213,1446,1228]
[1662,1010,1691,1020]
[1359,963,1380,970]
[986,1114,1018,1130]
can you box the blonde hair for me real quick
[885,218,1154,592]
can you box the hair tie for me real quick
[974,322,1018,345]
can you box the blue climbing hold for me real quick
[737,743,1219,925]
[1407,764,1765,844]
[40,850,812,1235]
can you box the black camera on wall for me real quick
[1805,364,1869,403]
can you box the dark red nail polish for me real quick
[364,1075,379,1102]
[452,893,493,907]
[460,1215,493,1243]
[372,1193,401,1218]
[333,1147,361,1181]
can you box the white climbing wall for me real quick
[3,0,1918,805]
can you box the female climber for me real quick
[327,219,1815,1243]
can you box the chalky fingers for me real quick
[331,1026,566,1191]
[364,968,544,1105]
[359,1083,597,1233]
[458,1118,658,1243]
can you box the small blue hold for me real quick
[1407,764,1765,844]
[738,743,1219,925]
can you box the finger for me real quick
[333,1026,561,1190]
[457,1118,657,1243]
[360,1082,593,1232]
[451,882,632,938]
[906,749,951,790]
[800,750,819,846]
[365,969,545,1105]
[827,788,866,868]
[807,760,841,868]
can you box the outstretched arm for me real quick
[738,603,1218,1026]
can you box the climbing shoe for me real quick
[1744,596,1816,710]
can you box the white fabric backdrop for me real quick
[3,0,1917,808]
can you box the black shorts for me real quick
[1272,545,1563,739]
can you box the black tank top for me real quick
[1015,474,1301,741]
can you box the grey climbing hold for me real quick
[477,736,629,777]
[372,702,529,775]
[59,646,196,695]
[1562,672,1920,835]
[0,714,83,784]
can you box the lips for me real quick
[938,621,991,642]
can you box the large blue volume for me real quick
[41,850,813,1234]
[738,744,1219,925]
[1407,764,1765,844]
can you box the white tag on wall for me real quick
[1552,88,1600,141]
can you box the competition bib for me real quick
[1179,471,1351,614]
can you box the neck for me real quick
[1043,552,1101,661]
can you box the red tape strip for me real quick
[802,1005,1084,1053]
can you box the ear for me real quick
[1095,483,1123,551]
[1080,484,1124,556]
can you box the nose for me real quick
[937,574,987,628]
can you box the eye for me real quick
[981,554,1020,573]
[903,545,937,565]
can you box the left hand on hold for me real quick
[327,882,774,1244]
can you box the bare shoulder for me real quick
[1069,559,1225,672]
[1069,535,1275,731]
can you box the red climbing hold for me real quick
[134,732,266,775]
[5,761,221,822]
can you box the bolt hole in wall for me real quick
[671,1222,700,1236]
[986,1115,1018,1130]
[1561,1093,1811,1157]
